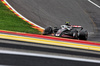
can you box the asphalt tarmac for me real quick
[77,0,100,41]
[0,39,100,57]
[0,39,100,66]
[6,0,100,41]
[0,53,99,66]
[6,0,94,34]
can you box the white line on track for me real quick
[88,0,100,8]
[0,50,100,63]
[4,0,44,29]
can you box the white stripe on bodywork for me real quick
[0,50,100,63]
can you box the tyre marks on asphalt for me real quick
[77,0,100,41]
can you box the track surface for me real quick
[0,39,100,57]
[7,0,94,34]
[6,0,100,41]
[1,0,100,65]
[77,0,100,41]
[0,39,100,66]
[0,54,99,66]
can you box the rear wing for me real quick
[72,25,83,30]
[72,25,82,27]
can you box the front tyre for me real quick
[43,27,53,35]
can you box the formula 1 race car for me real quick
[43,25,88,40]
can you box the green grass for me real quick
[0,1,41,34]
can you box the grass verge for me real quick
[0,1,41,34]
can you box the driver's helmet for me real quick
[65,22,70,26]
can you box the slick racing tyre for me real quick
[78,30,88,40]
[43,27,53,35]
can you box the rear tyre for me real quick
[78,30,88,40]
[43,27,53,35]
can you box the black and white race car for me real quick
[43,25,88,40]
